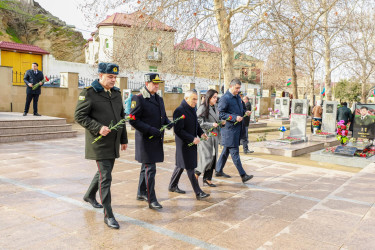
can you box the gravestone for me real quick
[249,96,256,123]
[280,97,290,119]
[290,99,308,139]
[321,101,337,133]
[274,98,281,116]
[255,96,260,116]
[334,146,357,156]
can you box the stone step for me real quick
[0,131,77,143]
[0,124,73,135]
[0,118,67,127]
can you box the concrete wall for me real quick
[0,66,184,121]
[0,66,12,111]
[43,55,97,79]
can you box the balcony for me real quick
[146,51,162,61]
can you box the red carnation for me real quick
[228,116,232,120]
[340,125,346,129]
[182,115,186,119]
[45,76,49,81]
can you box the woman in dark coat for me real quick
[168,90,210,200]
[196,89,224,187]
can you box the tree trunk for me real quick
[213,0,235,93]
[310,76,315,109]
[322,2,333,101]
[291,43,298,99]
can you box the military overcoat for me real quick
[129,87,171,163]
[74,80,128,160]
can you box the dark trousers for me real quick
[137,163,157,203]
[84,159,115,218]
[24,93,40,114]
[169,166,202,195]
[240,126,249,151]
[216,146,246,176]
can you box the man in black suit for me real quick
[240,95,253,154]
[23,62,44,116]
[168,90,210,200]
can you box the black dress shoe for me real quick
[203,179,217,187]
[104,217,120,229]
[241,174,254,183]
[23,112,27,116]
[83,197,103,208]
[168,186,186,194]
[33,113,41,116]
[244,149,254,154]
[215,171,231,178]
[136,194,148,201]
[196,192,210,200]
[149,201,163,210]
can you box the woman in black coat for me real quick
[168,90,210,200]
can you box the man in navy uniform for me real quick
[129,73,171,210]
[168,90,210,200]
[75,62,128,229]
[215,79,253,183]
[23,62,44,116]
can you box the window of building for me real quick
[150,43,158,52]
[149,66,158,72]
[105,39,109,49]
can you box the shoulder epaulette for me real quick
[85,86,92,89]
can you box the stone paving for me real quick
[1,134,375,249]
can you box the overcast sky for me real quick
[35,0,94,39]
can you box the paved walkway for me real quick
[1,135,374,249]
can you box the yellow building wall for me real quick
[1,51,43,85]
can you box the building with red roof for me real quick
[0,41,50,85]
[85,11,176,73]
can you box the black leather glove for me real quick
[149,127,161,137]
[166,123,174,130]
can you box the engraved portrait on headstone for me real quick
[353,104,375,139]
[283,99,288,105]
[326,104,334,113]
[276,99,280,105]
[294,103,303,114]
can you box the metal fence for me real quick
[12,71,24,84]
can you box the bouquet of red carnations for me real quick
[32,76,49,90]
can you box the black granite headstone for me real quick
[334,146,357,156]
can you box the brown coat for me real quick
[312,105,323,118]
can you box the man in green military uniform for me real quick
[75,62,128,229]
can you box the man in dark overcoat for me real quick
[23,62,44,116]
[168,90,210,200]
[129,73,171,210]
[215,79,253,183]
[75,62,128,229]
[240,95,253,154]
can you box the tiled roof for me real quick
[97,11,176,32]
[0,41,49,54]
[175,38,221,53]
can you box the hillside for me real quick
[0,0,86,62]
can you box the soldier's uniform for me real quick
[129,73,170,209]
[75,63,127,223]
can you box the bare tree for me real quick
[344,0,375,103]
[262,0,337,99]
[81,0,277,91]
